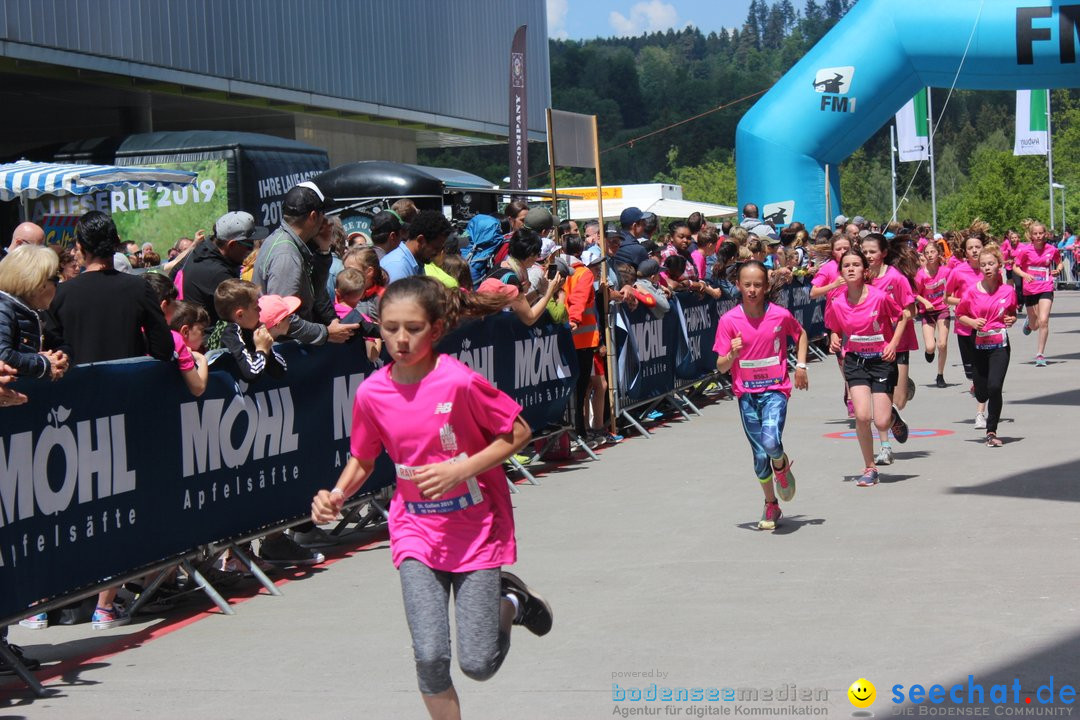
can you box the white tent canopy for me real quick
[0,160,197,201]
[535,183,737,221]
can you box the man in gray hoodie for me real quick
[252,182,357,345]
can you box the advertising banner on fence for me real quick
[0,341,390,624]
[0,315,576,623]
[439,314,577,431]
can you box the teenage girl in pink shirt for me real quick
[714,261,809,531]
[1013,221,1063,366]
[825,248,908,487]
[955,246,1017,446]
[914,241,952,388]
[311,276,552,720]
[810,232,853,417]
[945,233,989,429]
[861,233,919,464]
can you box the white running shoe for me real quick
[874,446,894,465]
[974,411,987,430]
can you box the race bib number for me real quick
[848,333,885,358]
[739,356,785,389]
[1029,267,1049,283]
[396,454,484,514]
[975,329,1007,350]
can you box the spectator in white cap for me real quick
[834,214,848,230]
[182,210,269,326]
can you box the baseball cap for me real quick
[371,210,402,236]
[282,183,326,216]
[524,207,554,233]
[539,237,559,261]
[750,224,778,240]
[604,222,621,237]
[582,244,603,266]
[258,294,302,328]
[620,207,644,227]
[476,277,520,300]
[215,211,270,244]
[834,214,848,226]
[852,215,867,227]
[637,258,660,276]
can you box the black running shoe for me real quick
[925,351,935,363]
[501,571,553,637]
[890,405,909,444]
[935,375,947,389]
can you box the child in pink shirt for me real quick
[946,235,990,427]
[1013,221,1063,365]
[810,233,854,416]
[311,276,551,718]
[825,248,907,487]
[914,241,952,387]
[714,261,808,531]
[955,246,1018,446]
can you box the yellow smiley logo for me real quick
[848,678,876,708]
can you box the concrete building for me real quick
[0,0,550,165]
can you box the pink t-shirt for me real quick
[690,249,707,280]
[916,237,929,253]
[915,264,951,312]
[870,265,918,352]
[334,301,353,319]
[350,356,521,572]
[825,285,903,358]
[956,282,1017,350]
[811,259,840,289]
[1014,243,1060,295]
[1000,240,1015,269]
[947,255,962,269]
[946,262,982,337]
[713,303,802,397]
[170,330,195,372]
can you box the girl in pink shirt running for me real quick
[714,261,809,531]
[825,248,908,487]
[955,247,1018,446]
[946,233,990,429]
[914,241,952,388]
[311,276,552,720]
[861,233,919,464]
[1013,221,1063,366]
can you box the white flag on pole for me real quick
[1014,89,1049,156]
[895,89,929,162]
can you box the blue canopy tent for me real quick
[0,160,197,202]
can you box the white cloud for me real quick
[547,0,569,39]
[609,0,680,36]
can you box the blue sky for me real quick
[549,0,809,40]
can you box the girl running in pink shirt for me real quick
[946,233,989,429]
[810,232,853,417]
[955,246,1017,446]
[914,241,952,388]
[714,261,809,531]
[861,233,919,464]
[826,248,908,487]
[311,276,552,720]
[1013,221,1062,366]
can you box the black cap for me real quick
[604,222,621,237]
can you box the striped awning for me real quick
[0,160,197,201]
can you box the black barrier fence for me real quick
[612,279,827,419]
[0,316,576,628]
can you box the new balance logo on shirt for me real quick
[435,402,453,414]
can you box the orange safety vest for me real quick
[566,263,599,349]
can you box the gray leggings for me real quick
[399,558,510,695]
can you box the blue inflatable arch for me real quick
[736,0,1080,227]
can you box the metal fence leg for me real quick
[568,432,600,461]
[181,559,235,616]
[620,410,651,438]
[369,498,390,520]
[127,565,175,616]
[676,392,702,415]
[808,344,828,361]
[507,456,540,485]
[0,640,47,697]
[230,543,282,597]
[666,395,692,421]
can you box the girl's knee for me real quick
[459,646,506,682]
